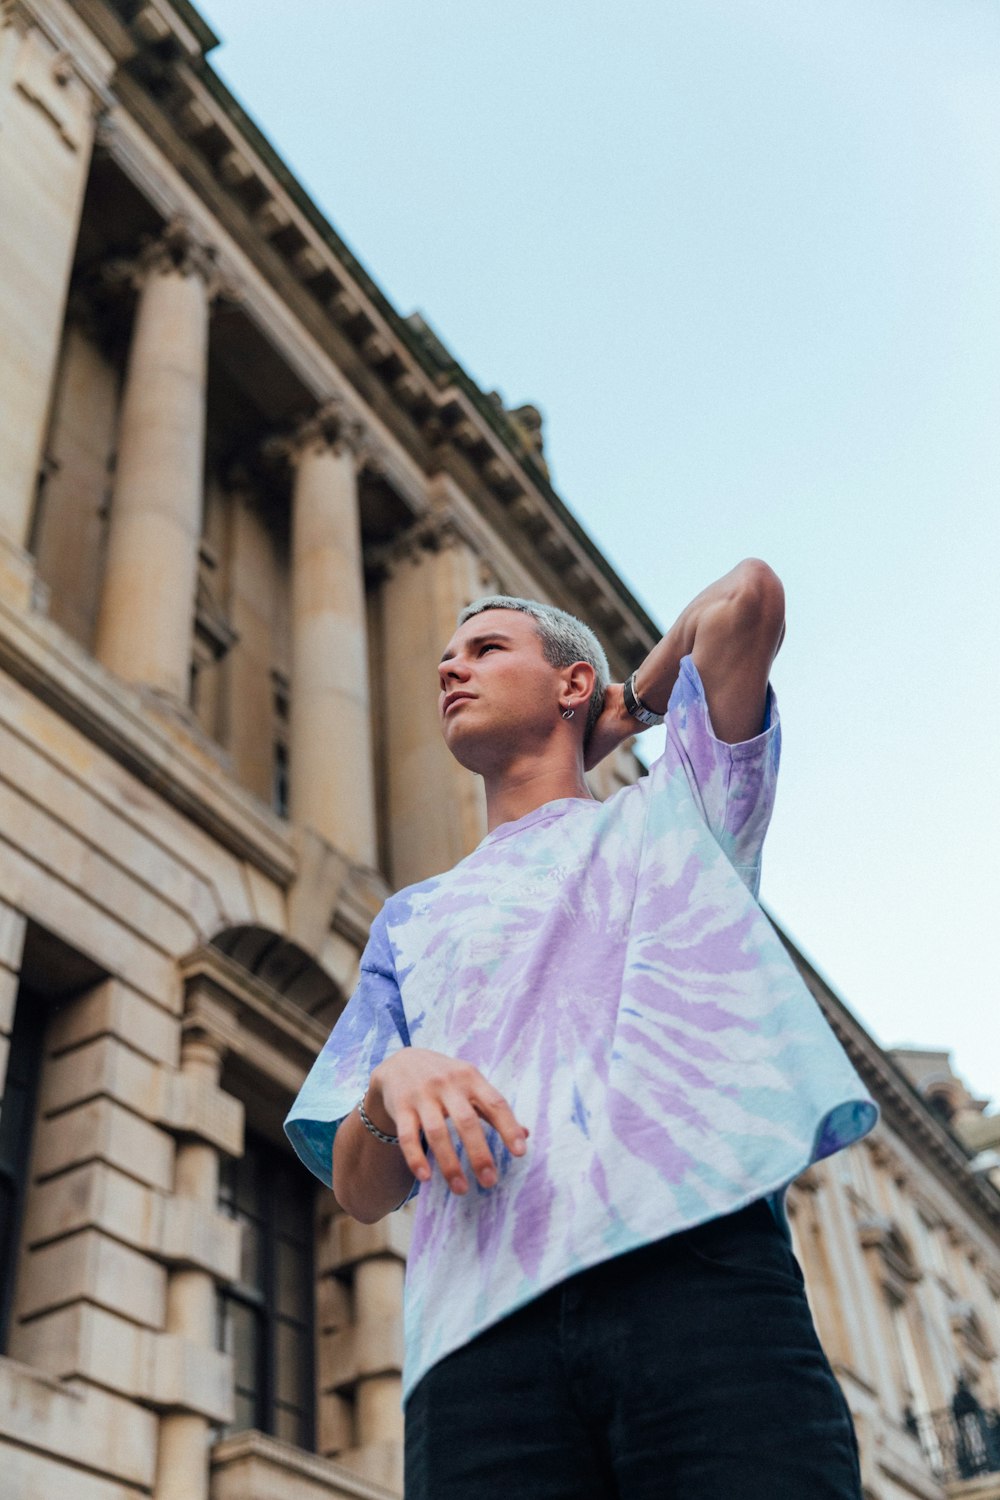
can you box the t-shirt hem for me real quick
[401,1099,878,1411]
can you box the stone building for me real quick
[0,2,997,1499]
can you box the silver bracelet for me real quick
[357,1091,399,1144]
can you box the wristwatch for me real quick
[623,671,665,727]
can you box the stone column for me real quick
[282,402,377,867]
[154,1026,237,1500]
[319,1212,410,1495]
[94,217,217,702]
[378,514,491,888]
[0,6,111,598]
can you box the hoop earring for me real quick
[561,707,575,720]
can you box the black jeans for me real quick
[404,1198,862,1499]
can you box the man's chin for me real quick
[442,722,496,775]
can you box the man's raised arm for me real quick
[585,559,785,766]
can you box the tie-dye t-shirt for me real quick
[286,654,877,1407]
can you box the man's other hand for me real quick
[583,682,635,772]
[371,1048,530,1196]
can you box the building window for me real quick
[217,1133,315,1448]
[0,988,46,1352]
[272,740,290,821]
[271,670,290,819]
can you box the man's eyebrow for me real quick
[439,630,515,664]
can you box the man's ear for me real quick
[563,660,596,711]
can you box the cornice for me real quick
[81,0,661,652]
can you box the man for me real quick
[287,559,877,1498]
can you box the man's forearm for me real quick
[332,1075,415,1224]
[632,561,763,716]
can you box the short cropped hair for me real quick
[457,595,609,739]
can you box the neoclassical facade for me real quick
[0,3,997,1499]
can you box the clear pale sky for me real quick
[198,0,998,1107]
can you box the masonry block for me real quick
[11,1304,233,1421]
[159,1070,244,1155]
[159,1195,241,1280]
[325,1213,411,1274]
[336,1439,403,1497]
[0,1360,157,1488]
[317,1389,355,1456]
[0,1443,146,1500]
[149,1332,233,1424]
[33,1098,174,1192]
[317,1271,353,1333]
[318,1317,404,1394]
[12,1302,143,1394]
[48,979,179,1068]
[23,1162,159,1254]
[40,1035,160,1118]
[16,1227,166,1329]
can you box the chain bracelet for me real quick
[357,1091,400,1144]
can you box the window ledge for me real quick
[211,1430,398,1500]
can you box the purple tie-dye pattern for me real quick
[286,653,878,1407]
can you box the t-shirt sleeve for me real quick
[284,909,418,1208]
[657,653,781,899]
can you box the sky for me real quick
[197,0,998,1107]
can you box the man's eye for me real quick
[480,643,499,654]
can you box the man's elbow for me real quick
[733,559,785,643]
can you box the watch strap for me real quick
[623,671,665,727]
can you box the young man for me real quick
[287,559,878,1499]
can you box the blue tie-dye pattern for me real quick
[286,654,878,1408]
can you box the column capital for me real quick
[368,506,482,579]
[102,214,240,302]
[267,397,372,467]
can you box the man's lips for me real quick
[443,692,476,714]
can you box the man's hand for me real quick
[583,682,636,772]
[371,1048,530,1196]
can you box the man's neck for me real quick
[483,760,595,833]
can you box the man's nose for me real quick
[440,656,471,688]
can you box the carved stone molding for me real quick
[859,1214,922,1299]
[367,507,475,579]
[266,397,369,467]
[138,213,218,283]
[2,0,116,113]
[101,214,241,306]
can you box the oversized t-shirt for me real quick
[286,654,878,1407]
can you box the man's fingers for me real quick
[443,1092,501,1189]
[470,1091,530,1165]
[420,1106,468,1193]
[394,1069,531,1198]
[395,1107,431,1183]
